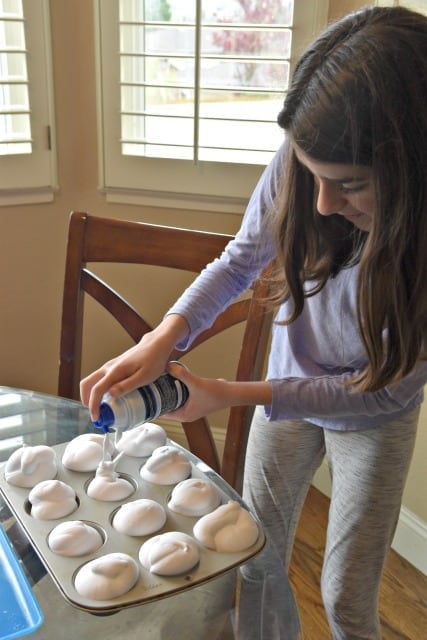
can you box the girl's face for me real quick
[294,146,376,232]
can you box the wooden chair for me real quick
[58,211,272,491]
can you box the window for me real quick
[0,0,56,204]
[95,0,329,211]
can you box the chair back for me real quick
[58,211,272,491]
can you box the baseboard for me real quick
[391,507,427,575]
[162,422,426,576]
[312,462,427,576]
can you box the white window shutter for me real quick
[0,0,56,204]
[96,0,329,210]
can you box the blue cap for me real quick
[93,403,115,433]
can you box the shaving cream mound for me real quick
[62,433,113,472]
[113,499,166,536]
[86,461,134,501]
[138,531,199,576]
[5,444,57,488]
[114,422,167,457]
[74,553,139,600]
[48,520,104,556]
[193,500,259,552]
[29,479,78,520]
[140,445,191,485]
[168,478,221,517]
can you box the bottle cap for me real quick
[93,403,115,432]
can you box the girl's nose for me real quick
[316,181,345,216]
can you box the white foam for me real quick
[114,423,167,457]
[140,445,191,485]
[5,445,57,488]
[113,499,166,536]
[29,479,77,520]
[193,500,259,552]
[62,434,113,472]
[86,461,134,501]
[168,478,221,517]
[74,553,139,600]
[139,531,199,576]
[48,520,103,556]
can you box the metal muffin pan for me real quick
[0,440,265,614]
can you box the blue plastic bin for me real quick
[0,525,44,640]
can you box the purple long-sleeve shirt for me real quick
[167,143,427,430]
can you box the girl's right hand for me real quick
[80,314,190,421]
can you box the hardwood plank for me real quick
[289,486,427,639]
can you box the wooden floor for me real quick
[289,486,427,639]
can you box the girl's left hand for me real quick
[164,362,231,422]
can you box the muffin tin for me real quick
[0,439,265,614]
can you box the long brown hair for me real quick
[268,6,427,391]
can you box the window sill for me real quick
[0,186,57,207]
[101,186,248,215]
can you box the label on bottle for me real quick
[136,373,189,421]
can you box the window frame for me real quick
[0,0,57,205]
[95,0,329,213]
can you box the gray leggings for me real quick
[242,406,420,640]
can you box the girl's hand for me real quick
[163,362,232,422]
[164,362,273,422]
[80,315,190,421]
[80,340,168,421]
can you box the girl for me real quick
[81,7,427,638]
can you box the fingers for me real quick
[80,368,115,422]
[79,320,187,422]
[80,369,104,407]
[80,347,170,421]
[166,361,191,383]
[80,353,137,421]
